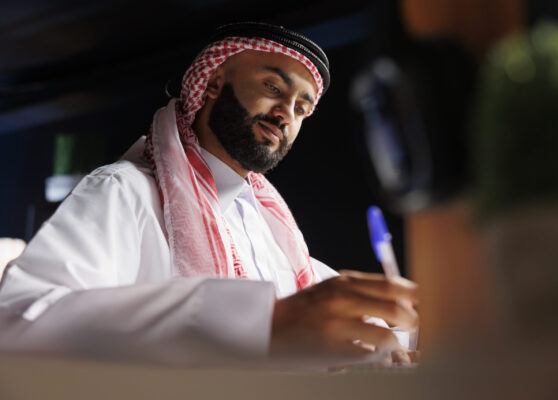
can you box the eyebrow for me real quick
[264,66,315,105]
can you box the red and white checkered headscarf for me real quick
[179,37,324,123]
[145,37,325,289]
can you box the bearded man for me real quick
[0,22,418,368]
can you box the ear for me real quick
[205,66,225,100]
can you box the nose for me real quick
[270,99,295,126]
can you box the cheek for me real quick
[287,123,302,144]
[233,82,268,114]
[252,97,277,114]
[238,96,272,118]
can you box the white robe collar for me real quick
[199,148,251,213]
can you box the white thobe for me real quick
[0,138,337,366]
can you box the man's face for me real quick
[208,51,318,174]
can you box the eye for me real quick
[264,82,280,94]
[295,105,307,116]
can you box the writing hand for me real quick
[270,270,419,357]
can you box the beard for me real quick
[208,83,292,174]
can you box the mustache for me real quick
[252,114,286,136]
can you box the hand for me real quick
[270,270,419,358]
[391,349,420,366]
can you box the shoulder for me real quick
[86,136,156,195]
[80,156,153,188]
[68,155,158,212]
[88,157,153,185]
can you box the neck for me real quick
[192,101,250,179]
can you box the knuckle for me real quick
[375,279,392,295]
[387,302,403,321]
[325,280,346,300]
[337,274,351,283]
[312,280,348,314]
[384,281,399,298]
[378,329,398,347]
[324,290,346,313]
[320,316,341,334]
[320,276,341,293]
[330,275,350,291]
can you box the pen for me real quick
[366,205,419,351]
[367,205,401,278]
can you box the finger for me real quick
[328,291,419,330]
[339,269,417,287]
[327,317,401,353]
[376,352,393,368]
[337,270,419,305]
[339,270,418,299]
[315,337,376,357]
[391,349,412,366]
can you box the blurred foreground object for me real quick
[351,38,476,214]
[400,0,525,58]
[471,19,558,344]
[472,19,558,221]
[352,0,526,358]
[350,36,485,354]
[0,238,26,277]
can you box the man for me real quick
[0,22,418,368]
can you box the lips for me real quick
[257,121,282,144]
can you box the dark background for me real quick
[12,0,555,276]
[2,0,557,275]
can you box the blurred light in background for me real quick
[0,238,26,277]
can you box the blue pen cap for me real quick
[366,206,392,261]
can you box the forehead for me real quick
[223,50,318,95]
